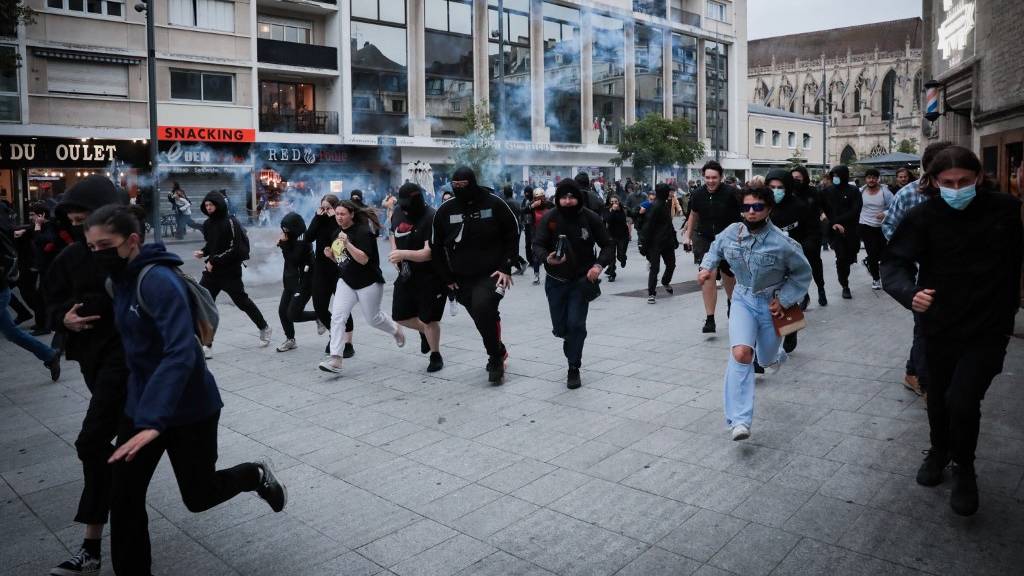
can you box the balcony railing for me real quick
[257,38,337,70]
[259,110,338,134]
[672,9,701,27]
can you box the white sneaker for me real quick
[259,326,272,347]
[316,320,327,335]
[203,346,213,359]
[871,280,882,290]
[731,424,751,441]
[318,356,343,373]
[276,339,297,353]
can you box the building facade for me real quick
[0,0,750,215]
[921,0,1024,197]
[747,103,823,176]
[747,18,923,168]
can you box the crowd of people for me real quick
[0,142,1020,574]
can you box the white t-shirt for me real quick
[859,186,894,227]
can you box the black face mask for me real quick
[69,224,86,243]
[743,218,769,232]
[93,246,128,276]
[399,198,425,220]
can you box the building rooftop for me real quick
[748,18,923,69]
[748,103,821,123]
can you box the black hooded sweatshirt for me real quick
[199,191,245,271]
[533,181,613,281]
[790,167,824,240]
[304,206,341,276]
[640,186,677,251]
[765,170,815,243]
[822,165,862,231]
[430,167,520,283]
[279,212,311,284]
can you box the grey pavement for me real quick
[3,228,1024,576]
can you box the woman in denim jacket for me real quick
[698,187,812,441]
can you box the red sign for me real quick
[158,126,255,143]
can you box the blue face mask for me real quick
[771,187,786,204]
[939,184,977,210]
[832,176,841,186]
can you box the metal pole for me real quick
[497,0,506,183]
[144,0,160,240]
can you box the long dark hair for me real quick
[336,200,380,230]
[926,145,982,180]
[321,194,340,209]
[84,204,148,241]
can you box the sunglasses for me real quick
[741,203,766,213]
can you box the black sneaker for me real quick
[256,460,287,512]
[44,355,61,382]
[818,287,828,307]
[950,463,979,516]
[343,342,355,359]
[567,368,581,389]
[420,332,430,354]
[800,293,810,311]
[31,326,52,336]
[753,361,765,374]
[783,332,798,353]
[841,287,852,299]
[607,274,616,282]
[427,352,444,373]
[702,317,716,333]
[916,449,950,487]
[50,547,100,576]
[662,283,674,294]
[647,295,656,304]
[486,350,507,385]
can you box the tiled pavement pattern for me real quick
[3,231,1023,576]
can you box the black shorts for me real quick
[392,277,447,323]
[693,234,734,278]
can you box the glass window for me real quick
[87,0,102,13]
[671,34,697,134]
[0,46,19,122]
[170,70,202,100]
[706,0,727,22]
[633,0,666,18]
[49,0,124,17]
[425,1,474,137]
[802,133,812,149]
[351,1,409,135]
[171,69,232,102]
[488,0,531,140]
[69,0,83,11]
[705,41,728,151]
[754,129,764,146]
[592,14,624,145]
[48,0,62,8]
[771,130,780,146]
[169,0,235,33]
[635,24,663,120]
[542,2,580,143]
[425,0,447,30]
[787,131,795,148]
[203,73,233,101]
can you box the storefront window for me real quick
[0,46,19,122]
[592,15,624,145]
[542,2,580,143]
[635,24,663,121]
[425,0,474,137]
[706,41,728,151]
[351,0,409,135]
[488,0,531,141]
[671,33,697,134]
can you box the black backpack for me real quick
[229,216,251,262]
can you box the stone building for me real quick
[747,18,923,168]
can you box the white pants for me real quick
[329,280,396,356]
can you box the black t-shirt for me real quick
[338,222,384,290]
[390,207,437,278]
[689,184,741,239]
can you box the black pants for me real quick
[647,244,676,296]
[800,237,825,290]
[906,312,929,390]
[7,285,31,319]
[924,336,1008,466]
[74,351,128,525]
[453,275,505,358]
[828,230,860,288]
[200,269,268,332]
[279,277,318,340]
[544,276,589,368]
[859,224,886,281]
[18,270,46,326]
[524,228,540,274]
[311,263,353,333]
[110,411,261,575]
[607,236,628,276]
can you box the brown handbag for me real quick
[773,304,806,336]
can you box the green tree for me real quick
[450,101,498,184]
[611,114,705,179]
[0,1,35,72]
[896,138,919,155]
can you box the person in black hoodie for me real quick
[882,146,1022,517]
[304,195,355,358]
[603,195,630,282]
[194,190,271,356]
[502,184,527,275]
[274,212,318,352]
[574,172,608,218]
[821,165,862,299]
[43,175,128,576]
[789,165,827,306]
[533,178,613,389]
[82,205,286,575]
[640,183,678,304]
[430,166,520,384]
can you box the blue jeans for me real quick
[544,276,590,369]
[1,287,56,362]
[723,285,785,428]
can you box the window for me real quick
[488,0,531,140]
[47,0,124,17]
[881,69,897,121]
[754,129,764,146]
[0,46,18,122]
[257,17,312,44]
[543,2,580,143]
[705,41,728,151]
[706,0,727,22]
[592,14,624,145]
[771,130,780,147]
[787,131,795,148]
[351,0,408,135]
[48,60,128,97]
[635,24,663,120]
[671,34,698,134]
[170,69,233,102]
[802,133,811,149]
[633,0,666,18]
[425,1,473,137]
[169,0,235,33]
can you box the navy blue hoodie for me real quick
[110,243,223,431]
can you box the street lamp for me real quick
[135,0,160,240]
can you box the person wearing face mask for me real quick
[641,183,679,304]
[858,168,895,290]
[387,183,445,373]
[603,195,631,282]
[82,205,287,575]
[318,201,405,374]
[532,179,614,389]
[763,169,815,354]
[882,146,1022,517]
[430,166,521,384]
[698,188,812,441]
[821,165,863,299]
[789,166,828,307]
[524,187,553,285]
[274,212,318,353]
[305,195,356,358]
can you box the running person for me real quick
[304,195,355,357]
[274,212,318,352]
[858,168,894,290]
[604,195,631,282]
[789,166,828,306]
[821,165,862,299]
[641,183,678,304]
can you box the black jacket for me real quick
[881,190,1022,340]
[605,207,630,239]
[767,171,818,245]
[199,191,244,271]
[533,191,613,281]
[792,183,824,240]
[822,169,862,231]
[279,212,312,285]
[304,211,340,278]
[640,197,677,251]
[430,180,520,283]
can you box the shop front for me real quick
[0,137,148,219]
[157,126,256,221]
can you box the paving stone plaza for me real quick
[3,232,1023,576]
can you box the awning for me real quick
[32,47,142,66]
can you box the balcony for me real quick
[259,110,338,134]
[257,38,337,70]
[672,9,701,27]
